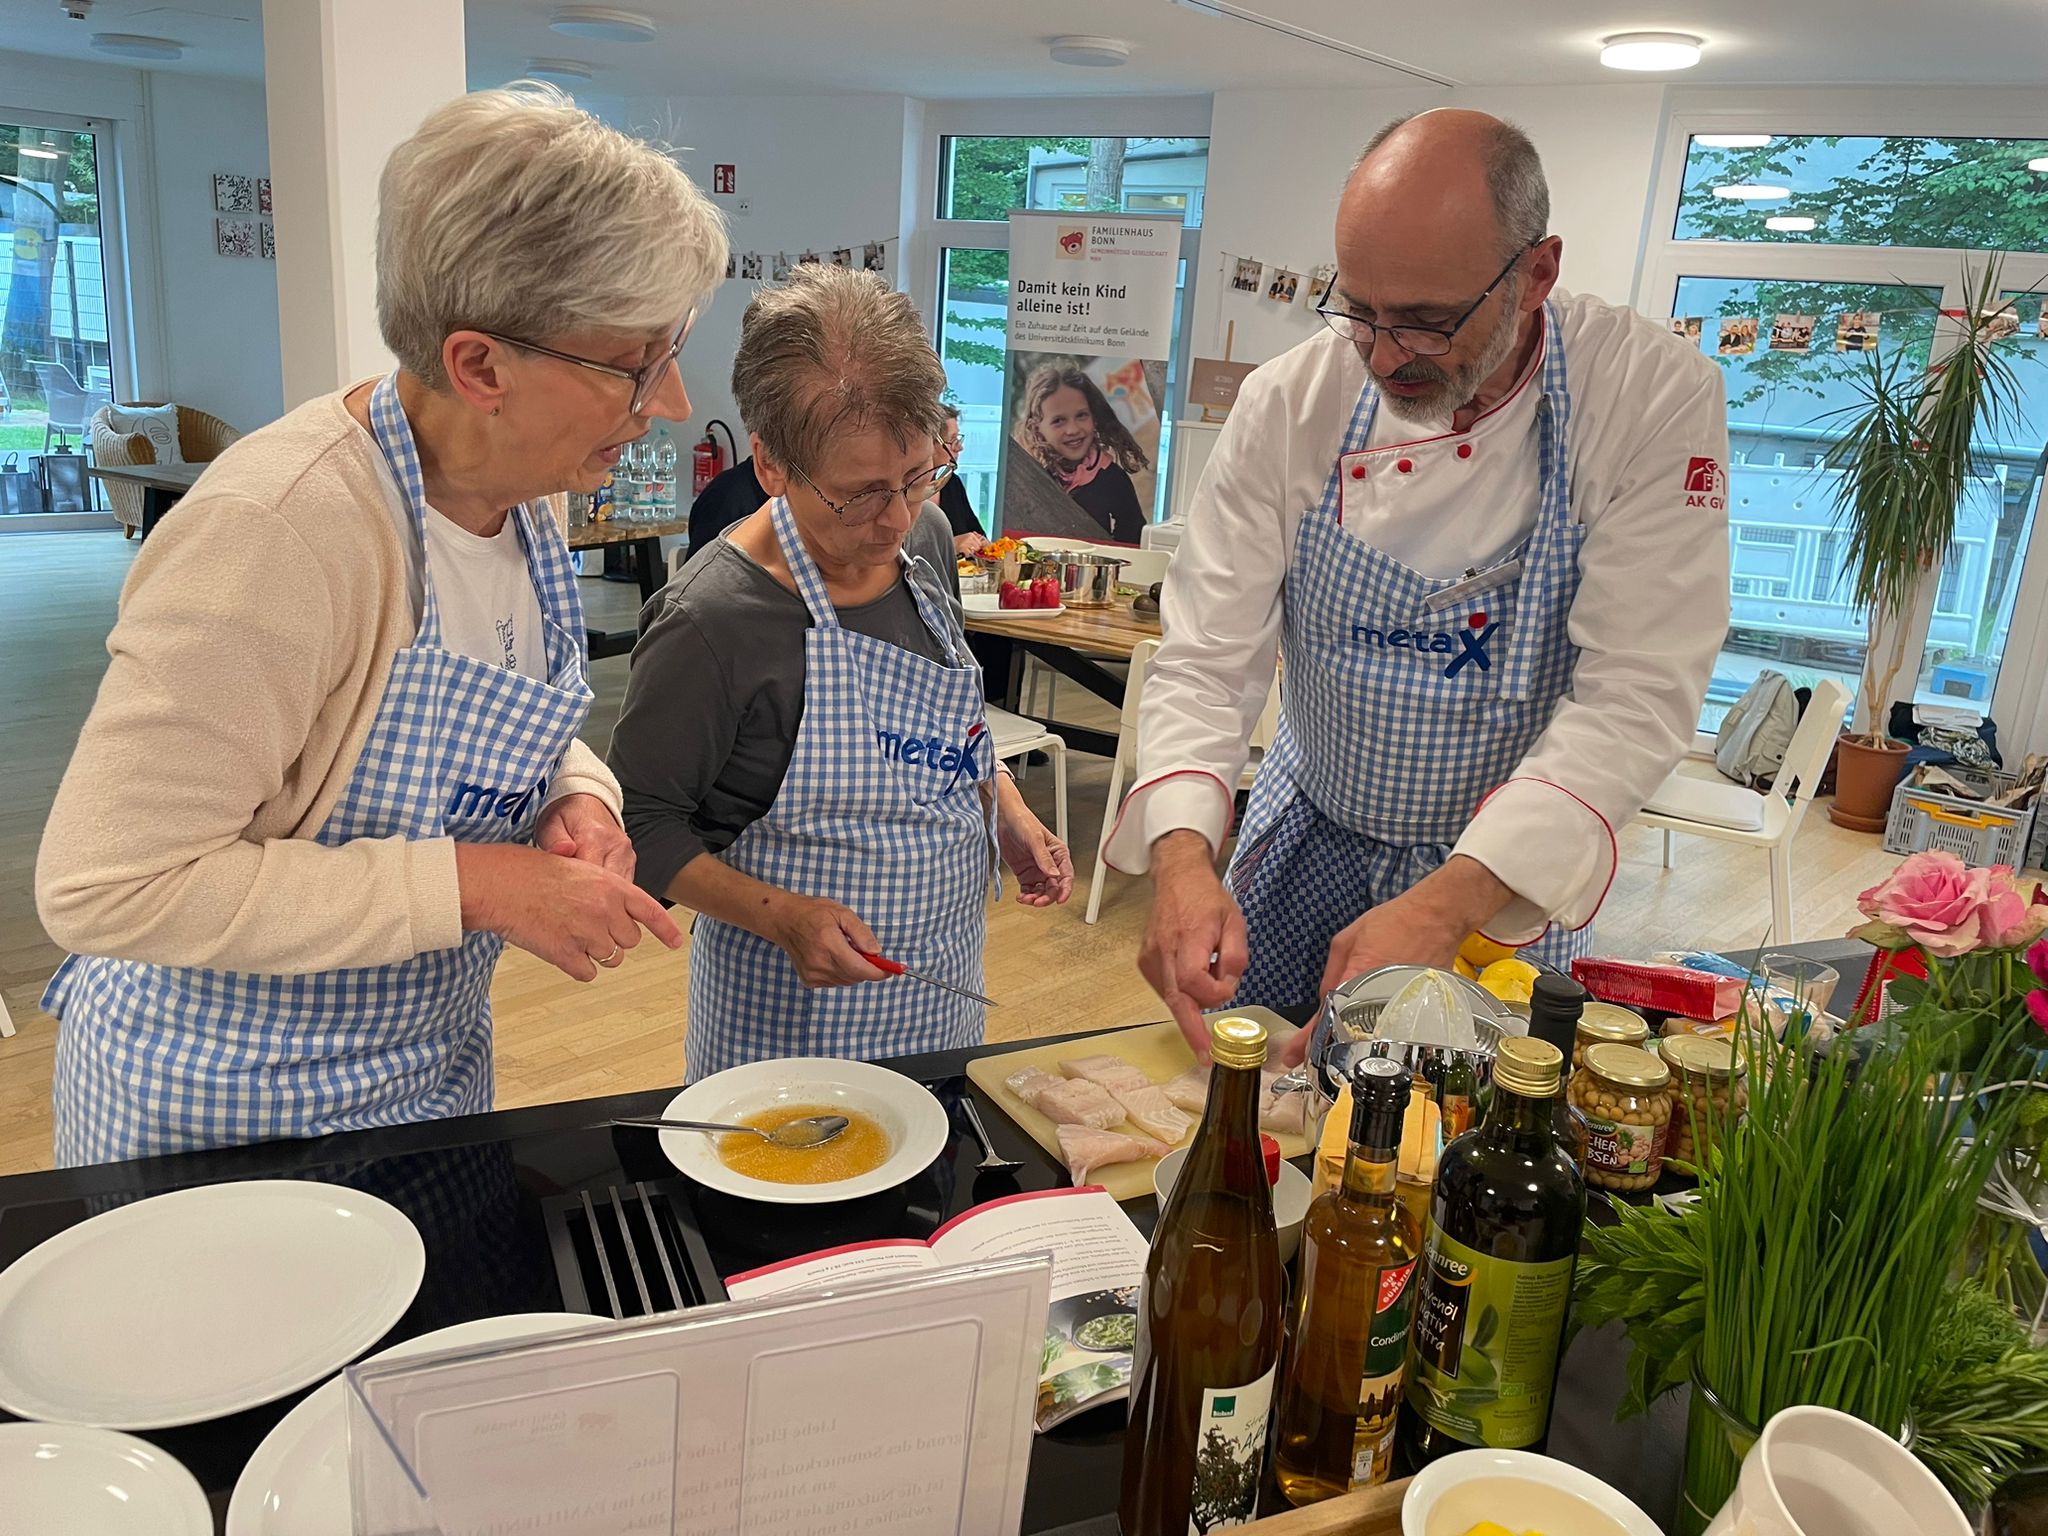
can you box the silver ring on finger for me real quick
[594,944,622,967]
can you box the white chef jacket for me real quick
[1102,288,1731,941]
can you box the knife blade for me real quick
[855,949,998,1008]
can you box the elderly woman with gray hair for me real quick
[35,85,724,1166]
[610,263,1073,1077]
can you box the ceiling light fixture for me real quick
[2029,157,2048,173]
[1696,134,1773,149]
[90,32,184,60]
[524,58,596,84]
[1049,35,1130,67]
[18,142,60,160]
[1765,215,1817,232]
[547,7,655,43]
[1162,0,1458,86]
[1713,183,1791,201]
[1600,32,1704,70]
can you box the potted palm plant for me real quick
[1824,257,2026,830]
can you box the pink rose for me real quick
[1977,867,2048,950]
[1854,850,1988,958]
[2029,989,2048,1035]
[2029,939,2048,988]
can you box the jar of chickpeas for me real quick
[1660,1034,1747,1168]
[1573,1002,1650,1070]
[1570,1043,1671,1192]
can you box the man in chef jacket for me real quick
[1103,109,1730,1052]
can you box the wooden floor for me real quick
[0,530,1927,1176]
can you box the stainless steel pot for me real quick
[1038,551,1127,608]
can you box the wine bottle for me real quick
[1527,972,1590,1151]
[1272,1057,1421,1504]
[1399,1035,1584,1466]
[1120,1017,1283,1536]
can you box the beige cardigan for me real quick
[36,390,621,975]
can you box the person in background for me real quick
[610,263,1072,1079]
[1104,110,1729,1053]
[932,404,986,556]
[686,449,768,561]
[34,84,722,1166]
[1016,361,1149,543]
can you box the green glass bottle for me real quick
[1399,1035,1584,1466]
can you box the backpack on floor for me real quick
[1716,670,1801,789]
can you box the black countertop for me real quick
[2,939,1870,1534]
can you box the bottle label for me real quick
[1349,1258,1416,1488]
[1583,1113,1657,1175]
[1405,1227,1573,1449]
[1186,1364,1276,1533]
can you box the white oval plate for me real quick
[0,1421,212,1536]
[963,592,1065,617]
[656,1057,950,1204]
[1401,1447,1662,1536]
[0,1179,425,1430]
[227,1311,606,1536]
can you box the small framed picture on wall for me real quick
[259,222,276,261]
[258,178,273,217]
[214,173,256,214]
[217,218,258,258]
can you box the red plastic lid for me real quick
[1261,1133,1281,1186]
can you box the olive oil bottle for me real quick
[1272,1057,1421,1504]
[1120,1017,1283,1536]
[1399,1036,1584,1466]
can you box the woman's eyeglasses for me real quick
[791,448,955,528]
[480,310,696,415]
[1312,244,1536,357]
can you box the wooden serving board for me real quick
[964,1013,1308,1202]
[1242,1479,1406,1533]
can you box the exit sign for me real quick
[713,164,736,195]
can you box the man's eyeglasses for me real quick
[791,449,955,528]
[480,310,696,415]
[1313,243,1538,357]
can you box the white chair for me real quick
[1084,640,1281,925]
[1634,678,1852,944]
[987,705,1067,846]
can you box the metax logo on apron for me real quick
[874,719,988,793]
[1349,611,1501,679]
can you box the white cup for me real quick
[1703,1405,1970,1536]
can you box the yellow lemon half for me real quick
[1477,957,1541,1004]
[1459,931,1521,970]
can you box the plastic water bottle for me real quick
[653,431,679,517]
[623,440,650,521]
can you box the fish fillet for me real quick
[1058,1055,1191,1143]
[1004,1065,1124,1130]
[1056,1124,1173,1186]
[1158,1065,1311,1136]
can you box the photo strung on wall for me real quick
[724,236,893,286]
[213,171,275,260]
[1673,300,2048,357]
[1218,249,1329,314]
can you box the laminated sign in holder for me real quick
[344,1254,1053,1536]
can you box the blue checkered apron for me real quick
[1227,302,1593,1013]
[685,496,999,1079]
[44,373,595,1167]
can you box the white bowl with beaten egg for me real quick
[1402,1448,1662,1536]
[655,1058,951,1204]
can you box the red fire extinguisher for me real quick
[693,420,736,498]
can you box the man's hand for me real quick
[1138,831,1248,1059]
[1319,855,1514,999]
[535,793,635,881]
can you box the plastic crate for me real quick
[1883,767,2035,867]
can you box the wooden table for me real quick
[88,461,205,538]
[963,595,1161,758]
[566,514,689,659]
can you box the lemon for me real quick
[1477,957,1541,1005]
[1459,931,1521,970]
[1454,955,1479,981]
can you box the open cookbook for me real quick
[724,1186,1149,1431]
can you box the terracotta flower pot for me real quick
[1827,733,1908,832]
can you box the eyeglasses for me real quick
[480,310,696,415]
[790,451,955,527]
[1313,244,1538,357]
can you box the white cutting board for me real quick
[965,1011,1307,1201]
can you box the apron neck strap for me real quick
[769,495,843,628]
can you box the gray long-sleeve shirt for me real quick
[609,506,963,899]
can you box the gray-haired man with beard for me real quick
[1101,109,1731,1055]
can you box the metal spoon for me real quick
[613,1114,850,1148]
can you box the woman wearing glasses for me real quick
[1104,109,1730,1053]
[35,85,722,1165]
[610,263,1072,1078]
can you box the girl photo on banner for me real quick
[1004,352,1164,545]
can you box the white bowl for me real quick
[1152,1147,1315,1263]
[1401,1448,1662,1536]
[655,1058,950,1204]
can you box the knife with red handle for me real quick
[855,950,998,1007]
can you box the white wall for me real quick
[144,72,282,433]
[1197,84,1668,370]
[613,92,920,449]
